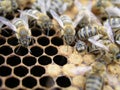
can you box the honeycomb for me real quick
[0,0,120,90]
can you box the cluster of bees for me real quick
[0,0,120,90]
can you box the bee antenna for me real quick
[16,45,21,53]
[47,25,50,36]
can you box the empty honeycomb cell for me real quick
[31,27,42,37]
[53,55,67,66]
[7,55,21,66]
[30,46,43,57]
[23,56,36,66]
[45,46,58,56]
[39,76,55,88]
[22,76,37,88]
[0,66,11,76]
[14,66,28,77]
[51,37,63,46]
[5,13,14,20]
[37,36,50,46]
[56,76,71,87]
[7,37,18,46]
[0,55,5,65]
[0,36,6,45]
[44,29,56,36]
[1,28,14,37]
[0,45,13,55]
[38,55,52,65]
[31,66,45,77]
[29,38,36,46]
[0,79,2,87]
[14,46,28,56]
[5,77,20,88]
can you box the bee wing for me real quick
[59,3,68,14]
[88,37,109,51]
[50,9,64,28]
[89,11,102,26]
[18,10,39,20]
[74,0,82,10]
[20,12,28,26]
[73,12,84,27]
[104,21,115,43]
[46,0,51,11]
[38,0,46,14]
[71,66,92,75]
[0,16,17,32]
[107,73,120,88]
[105,6,120,17]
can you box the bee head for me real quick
[19,36,31,48]
[64,35,75,45]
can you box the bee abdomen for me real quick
[78,26,98,40]
[60,15,72,25]
[85,75,103,90]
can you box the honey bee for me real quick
[32,0,73,15]
[104,6,120,45]
[74,0,102,28]
[85,62,106,90]
[0,13,32,48]
[50,9,75,46]
[0,0,18,16]
[19,8,53,36]
[74,40,86,52]
[91,0,112,23]
[90,22,120,64]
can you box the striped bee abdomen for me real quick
[85,74,103,90]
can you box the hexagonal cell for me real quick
[22,76,37,88]
[51,37,63,46]
[30,66,45,77]
[0,45,13,55]
[7,37,18,46]
[5,77,20,88]
[0,36,6,45]
[37,36,50,46]
[7,55,21,66]
[1,28,14,37]
[23,56,36,66]
[56,76,71,87]
[14,66,28,77]
[0,55,5,65]
[44,29,56,36]
[38,55,52,65]
[39,76,55,88]
[45,46,58,56]
[31,27,42,37]
[53,55,67,66]
[14,46,28,56]
[0,66,12,76]
[30,46,43,57]
[29,38,36,46]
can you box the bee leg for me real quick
[96,49,106,62]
